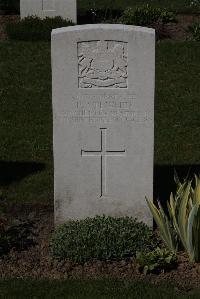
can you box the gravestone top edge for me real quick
[51,24,155,36]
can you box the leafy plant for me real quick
[51,215,159,263]
[6,16,74,41]
[147,173,200,262]
[190,0,200,8]
[146,197,178,253]
[0,218,36,256]
[119,4,176,26]
[136,247,177,275]
[189,22,200,41]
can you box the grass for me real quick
[0,41,200,204]
[155,41,200,165]
[78,0,200,14]
[0,41,52,203]
[0,278,200,298]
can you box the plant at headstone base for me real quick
[188,22,200,41]
[147,173,200,262]
[146,197,178,253]
[0,218,36,256]
[119,5,176,26]
[6,16,74,41]
[51,216,160,263]
[136,247,177,275]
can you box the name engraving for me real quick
[65,111,150,123]
[58,94,152,124]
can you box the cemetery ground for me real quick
[0,9,200,298]
[2,279,200,299]
[0,38,200,297]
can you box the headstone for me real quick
[20,0,77,23]
[52,24,155,226]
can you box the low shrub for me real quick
[136,247,177,275]
[0,219,36,256]
[51,215,159,263]
[189,22,200,41]
[119,4,176,26]
[6,16,74,41]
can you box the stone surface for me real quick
[20,0,77,23]
[52,24,155,226]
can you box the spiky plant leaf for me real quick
[188,204,200,262]
[146,198,177,252]
[193,175,200,205]
[177,181,191,251]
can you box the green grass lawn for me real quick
[0,41,52,204]
[78,0,200,14]
[0,41,200,204]
[0,279,200,299]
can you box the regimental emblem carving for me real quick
[78,41,128,88]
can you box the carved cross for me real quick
[81,128,126,197]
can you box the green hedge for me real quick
[119,4,176,26]
[51,216,159,263]
[6,16,74,41]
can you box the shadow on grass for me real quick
[154,164,200,207]
[0,161,45,186]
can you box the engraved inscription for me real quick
[66,110,150,124]
[59,94,152,124]
[81,128,126,197]
[78,41,128,88]
[42,0,55,11]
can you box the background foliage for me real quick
[6,16,74,41]
[119,5,175,26]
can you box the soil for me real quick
[0,14,200,41]
[0,15,19,39]
[1,203,200,292]
[161,14,200,41]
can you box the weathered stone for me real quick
[52,24,155,225]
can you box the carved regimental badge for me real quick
[78,41,128,88]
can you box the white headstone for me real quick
[20,0,77,23]
[52,24,155,226]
